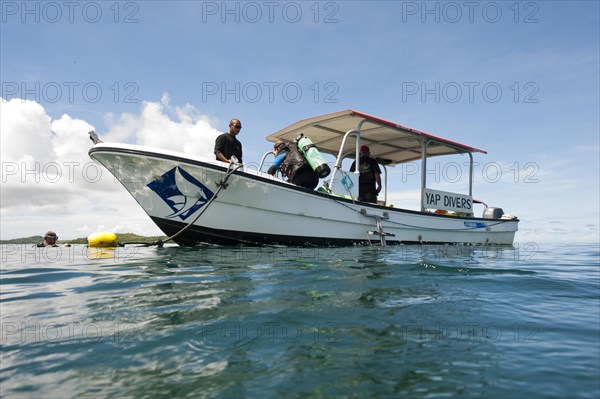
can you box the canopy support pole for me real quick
[328,118,369,188]
[468,152,474,197]
[420,139,429,212]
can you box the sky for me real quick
[1,0,598,245]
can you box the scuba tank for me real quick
[296,134,331,178]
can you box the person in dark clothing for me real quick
[349,145,382,203]
[214,119,243,164]
[267,141,319,190]
[37,231,59,247]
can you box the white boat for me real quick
[88,110,518,246]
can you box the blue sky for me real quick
[1,0,599,244]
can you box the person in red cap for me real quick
[349,145,382,203]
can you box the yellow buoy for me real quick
[87,232,118,248]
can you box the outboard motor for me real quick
[296,134,331,178]
[482,207,504,219]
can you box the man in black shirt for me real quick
[349,145,382,203]
[214,119,243,164]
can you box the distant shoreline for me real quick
[0,233,167,245]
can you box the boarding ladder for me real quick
[360,209,395,246]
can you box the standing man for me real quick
[214,119,243,164]
[349,145,382,203]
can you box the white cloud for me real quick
[1,99,54,164]
[0,96,220,240]
[102,94,220,157]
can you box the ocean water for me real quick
[1,242,598,398]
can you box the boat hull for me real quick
[89,144,518,246]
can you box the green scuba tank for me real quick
[297,136,331,178]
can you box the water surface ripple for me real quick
[1,243,598,398]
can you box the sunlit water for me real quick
[1,242,598,398]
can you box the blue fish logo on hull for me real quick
[147,167,214,221]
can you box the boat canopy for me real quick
[266,109,486,166]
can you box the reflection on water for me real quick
[86,247,118,260]
[1,243,598,398]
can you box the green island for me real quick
[0,233,168,245]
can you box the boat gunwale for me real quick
[89,144,519,224]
